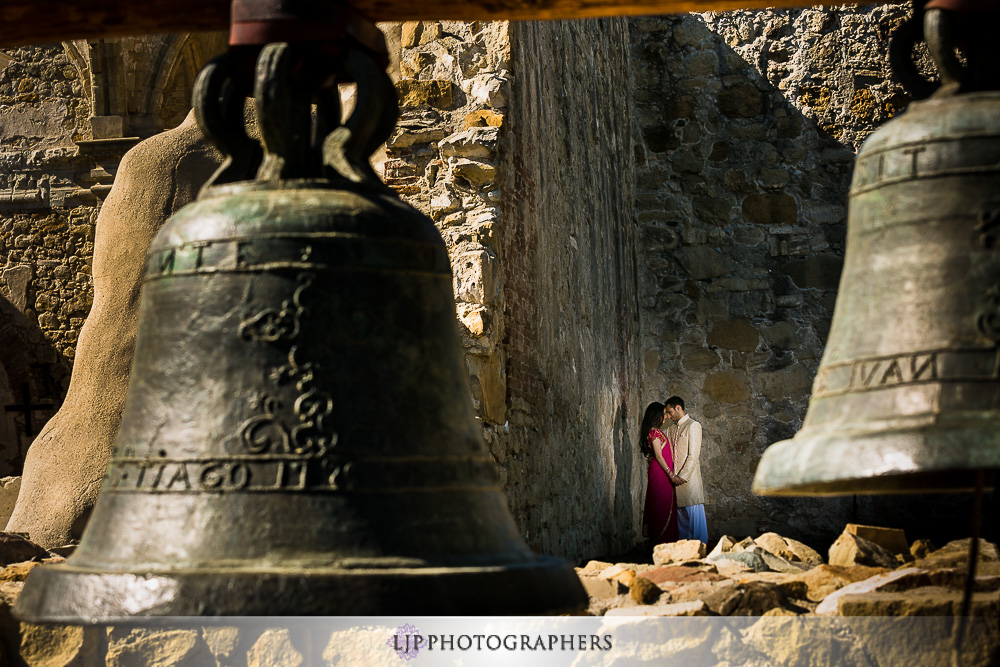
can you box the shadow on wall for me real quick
[632,6,988,551]
[0,294,64,477]
[612,401,637,551]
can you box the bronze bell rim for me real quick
[753,425,1000,496]
[15,555,588,622]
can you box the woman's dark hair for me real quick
[639,402,665,460]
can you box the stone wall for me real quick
[389,18,643,560]
[0,36,223,476]
[0,43,95,475]
[500,19,642,558]
[630,3,980,549]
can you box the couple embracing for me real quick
[640,397,708,548]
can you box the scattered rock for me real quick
[747,545,812,574]
[202,626,243,664]
[0,478,20,529]
[719,581,809,616]
[743,615,871,666]
[708,550,769,573]
[107,628,211,666]
[588,593,631,617]
[782,537,825,566]
[736,572,809,600]
[640,565,727,587]
[828,531,899,569]
[580,576,626,599]
[712,558,755,577]
[687,580,744,615]
[247,629,305,667]
[597,563,632,580]
[706,535,739,559]
[0,533,50,566]
[796,564,889,602]
[846,523,909,555]
[19,623,104,667]
[48,543,78,558]
[630,576,662,605]
[837,586,1000,617]
[0,561,39,582]
[910,538,935,560]
[815,568,924,615]
[911,538,1000,570]
[577,560,613,576]
[653,539,707,565]
[753,532,799,560]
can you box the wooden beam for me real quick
[0,0,880,47]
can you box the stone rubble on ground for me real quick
[577,527,1000,627]
[0,524,996,663]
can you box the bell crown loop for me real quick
[194,14,398,192]
[889,0,1000,99]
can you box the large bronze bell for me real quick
[15,10,585,620]
[754,4,1000,495]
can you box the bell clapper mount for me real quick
[194,0,399,191]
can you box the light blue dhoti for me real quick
[677,504,708,543]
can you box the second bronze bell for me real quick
[754,84,1000,495]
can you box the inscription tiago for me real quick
[105,455,498,493]
[107,457,351,493]
[145,235,450,279]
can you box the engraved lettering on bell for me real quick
[145,236,452,277]
[851,135,1000,197]
[815,351,940,397]
[198,462,251,490]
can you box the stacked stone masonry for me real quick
[0,35,225,478]
[0,3,985,561]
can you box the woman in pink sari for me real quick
[640,402,683,548]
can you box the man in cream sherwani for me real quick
[665,396,708,543]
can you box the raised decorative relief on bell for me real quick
[753,4,1000,495]
[15,7,586,621]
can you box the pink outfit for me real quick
[642,427,678,546]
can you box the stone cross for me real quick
[4,383,53,437]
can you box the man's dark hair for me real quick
[665,396,685,411]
